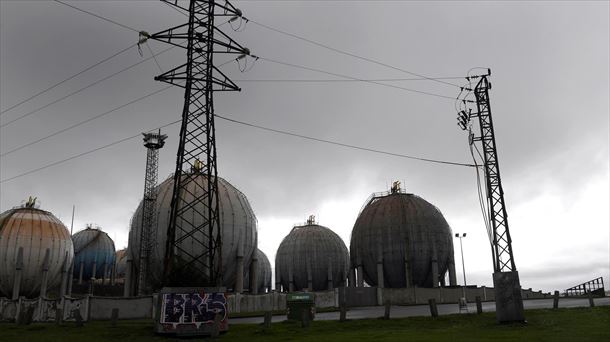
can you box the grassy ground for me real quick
[1,307,608,342]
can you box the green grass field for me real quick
[1,307,608,342]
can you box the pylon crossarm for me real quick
[160,0,190,13]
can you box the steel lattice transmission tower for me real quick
[458,69,525,323]
[137,130,167,295]
[140,0,250,287]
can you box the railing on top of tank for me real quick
[356,188,410,216]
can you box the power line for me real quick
[162,2,458,89]
[1,86,173,158]
[234,76,465,83]
[1,45,175,129]
[0,118,182,184]
[245,18,460,88]
[0,43,135,116]
[53,0,139,33]
[258,56,458,101]
[215,114,476,167]
[1,113,475,183]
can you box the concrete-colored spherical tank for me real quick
[128,174,257,289]
[350,189,454,288]
[245,248,272,293]
[115,249,128,278]
[275,221,349,291]
[72,227,116,280]
[0,206,74,298]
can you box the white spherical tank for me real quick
[275,218,349,291]
[128,174,257,289]
[0,205,74,298]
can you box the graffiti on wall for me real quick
[63,297,87,322]
[160,292,227,330]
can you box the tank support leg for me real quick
[235,255,244,294]
[377,262,384,288]
[12,247,24,300]
[307,261,313,291]
[449,258,457,286]
[102,263,108,286]
[327,259,334,290]
[348,268,356,287]
[78,262,84,285]
[124,258,133,297]
[40,249,51,298]
[59,252,69,297]
[275,264,281,292]
[250,257,259,295]
[431,252,439,288]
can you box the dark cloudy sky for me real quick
[1,0,608,293]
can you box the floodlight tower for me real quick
[457,69,525,323]
[139,0,250,287]
[137,130,167,295]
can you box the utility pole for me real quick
[457,69,525,323]
[137,130,167,295]
[140,0,250,287]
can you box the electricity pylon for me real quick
[140,0,250,287]
[457,69,525,323]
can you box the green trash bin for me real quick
[286,292,315,321]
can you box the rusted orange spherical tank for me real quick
[0,205,74,298]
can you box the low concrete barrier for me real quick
[0,286,553,321]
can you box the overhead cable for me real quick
[0,119,182,184]
[1,113,476,183]
[163,3,459,89]
[234,76,465,83]
[1,45,175,129]
[246,18,460,88]
[53,0,139,33]
[0,43,136,116]
[215,114,476,167]
[258,56,458,101]
[1,86,173,158]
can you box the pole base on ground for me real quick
[493,271,525,323]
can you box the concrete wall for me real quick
[0,287,552,321]
[340,287,378,307]
[380,286,551,305]
[227,292,286,313]
[88,296,154,320]
[314,290,337,308]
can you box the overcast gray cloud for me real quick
[1,0,608,293]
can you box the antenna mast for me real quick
[137,130,167,295]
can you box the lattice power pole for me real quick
[458,69,525,323]
[137,130,167,295]
[139,0,250,287]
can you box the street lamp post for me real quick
[455,233,467,301]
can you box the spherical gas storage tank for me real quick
[72,226,116,280]
[115,249,128,279]
[350,183,454,288]
[128,173,257,290]
[0,200,74,298]
[245,248,272,293]
[275,216,349,291]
